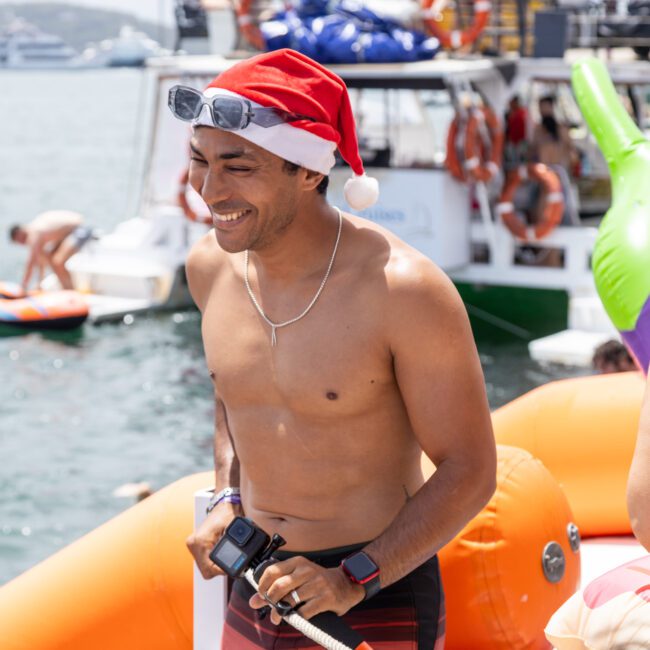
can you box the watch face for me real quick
[344,552,379,582]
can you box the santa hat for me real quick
[195,48,378,211]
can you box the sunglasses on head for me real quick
[168,85,315,131]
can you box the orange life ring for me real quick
[445,107,503,183]
[445,114,465,181]
[178,168,212,226]
[496,163,564,241]
[422,0,491,49]
[236,0,266,50]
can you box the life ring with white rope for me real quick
[496,163,564,241]
[421,0,491,49]
[178,168,212,226]
[445,106,503,183]
[236,0,266,51]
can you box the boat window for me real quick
[345,88,454,170]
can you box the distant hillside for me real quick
[0,3,176,51]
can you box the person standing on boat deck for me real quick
[504,95,529,170]
[530,95,580,226]
[8,209,94,291]
[177,49,496,649]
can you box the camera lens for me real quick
[228,518,254,546]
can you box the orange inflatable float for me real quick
[0,472,211,650]
[0,283,88,330]
[493,371,644,537]
[0,374,643,649]
[439,445,580,650]
[496,163,564,241]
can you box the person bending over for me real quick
[178,49,496,649]
[9,209,93,291]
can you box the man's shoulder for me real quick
[344,213,465,342]
[187,230,223,268]
[384,245,458,313]
[345,212,450,297]
[186,231,229,310]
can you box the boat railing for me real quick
[451,219,598,293]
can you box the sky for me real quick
[10,0,177,26]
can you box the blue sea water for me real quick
[0,69,585,585]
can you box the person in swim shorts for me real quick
[176,49,497,649]
[9,209,96,291]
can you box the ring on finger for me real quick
[290,589,300,605]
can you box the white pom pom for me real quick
[344,173,379,211]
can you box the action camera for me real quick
[209,517,282,579]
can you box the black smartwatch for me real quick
[341,551,381,600]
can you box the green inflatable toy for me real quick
[572,57,650,372]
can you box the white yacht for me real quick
[80,25,171,68]
[0,18,79,69]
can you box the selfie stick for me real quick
[243,569,373,650]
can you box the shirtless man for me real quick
[9,209,91,291]
[178,49,496,648]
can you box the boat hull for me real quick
[456,281,569,341]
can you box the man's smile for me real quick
[212,208,252,225]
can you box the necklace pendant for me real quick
[271,325,277,347]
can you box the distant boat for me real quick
[80,25,172,68]
[0,18,79,69]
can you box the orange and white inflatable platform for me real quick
[0,372,645,649]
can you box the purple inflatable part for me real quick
[621,295,650,373]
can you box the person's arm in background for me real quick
[36,250,50,287]
[21,235,45,291]
[627,372,650,551]
[560,125,580,175]
[529,125,541,163]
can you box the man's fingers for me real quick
[278,578,320,607]
[264,573,300,604]
[294,595,328,620]
[249,593,267,609]
[256,556,302,593]
[198,560,223,579]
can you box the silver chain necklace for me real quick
[244,207,342,346]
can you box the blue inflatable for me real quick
[260,0,440,64]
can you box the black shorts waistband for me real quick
[273,541,368,567]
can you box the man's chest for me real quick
[202,287,392,416]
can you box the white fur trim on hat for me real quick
[195,88,337,175]
[344,174,379,211]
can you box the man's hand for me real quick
[249,557,365,625]
[186,503,241,579]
